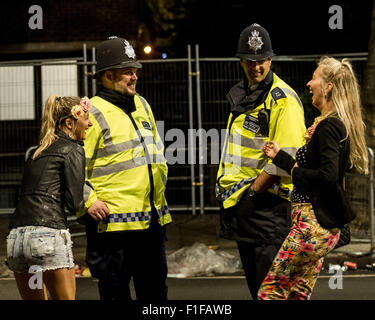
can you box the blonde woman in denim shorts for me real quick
[6,95,92,300]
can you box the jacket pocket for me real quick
[29,232,56,258]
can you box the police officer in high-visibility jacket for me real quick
[216,24,306,299]
[77,36,172,301]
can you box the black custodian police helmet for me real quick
[236,23,274,61]
[94,36,142,78]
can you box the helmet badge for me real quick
[124,40,136,59]
[247,30,263,53]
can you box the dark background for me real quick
[0,0,373,60]
[171,0,373,57]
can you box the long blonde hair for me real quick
[33,95,81,159]
[317,56,368,174]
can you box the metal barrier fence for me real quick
[0,46,373,245]
[346,149,374,247]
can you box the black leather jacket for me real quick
[9,131,85,230]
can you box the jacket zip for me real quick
[126,111,156,214]
[218,94,272,191]
[217,113,238,189]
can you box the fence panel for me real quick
[136,59,194,208]
[346,172,371,240]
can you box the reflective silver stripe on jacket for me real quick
[90,105,113,146]
[96,140,141,158]
[87,137,159,162]
[263,147,298,177]
[88,157,147,178]
[280,88,303,109]
[156,140,164,151]
[86,103,115,165]
[137,95,154,131]
[280,147,298,157]
[87,154,167,179]
[83,181,94,202]
[263,164,290,177]
[88,100,161,162]
[224,154,267,169]
[229,134,265,150]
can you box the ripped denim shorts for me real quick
[6,226,74,273]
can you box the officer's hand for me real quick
[263,140,280,159]
[88,200,110,222]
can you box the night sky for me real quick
[0,0,373,59]
[172,0,374,57]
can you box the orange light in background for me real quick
[143,45,152,55]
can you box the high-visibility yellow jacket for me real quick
[77,93,172,233]
[216,73,306,209]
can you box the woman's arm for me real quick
[263,140,297,175]
[272,149,297,175]
[64,145,86,212]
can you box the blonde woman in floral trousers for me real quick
[257,56,368,300]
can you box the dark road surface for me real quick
[1,271,374,300]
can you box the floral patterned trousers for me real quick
[257,203,340,300]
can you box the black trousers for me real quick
[237,242,281,300]
[85,217,168,301]
[230,192,290,300]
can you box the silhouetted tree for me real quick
[137,0,187,58]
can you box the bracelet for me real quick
[291,165,297,176]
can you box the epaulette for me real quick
[270,87,286,101]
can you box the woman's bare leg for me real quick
[14,271,48,300]
[43,267,76,300]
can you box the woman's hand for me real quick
[305,125,316,141]
[262,140,280,159]
[305,119,320,141]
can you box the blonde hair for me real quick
[317,56,368,174]
[33,95,81,159]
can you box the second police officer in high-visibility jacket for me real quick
[77,36,172,301]
[216,24,306,299]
